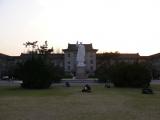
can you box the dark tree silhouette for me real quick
[15,40,63,89]
[108,63,151,88]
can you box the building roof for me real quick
[0,53,12,60]
[20,53,64,60]
[149,53,160,59]
[63,43,98,52]
[118,53,140,59]
[49,54,64,59]
[97,53,140,60]
[0,53,9,57]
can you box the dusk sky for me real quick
[0,0,160,56]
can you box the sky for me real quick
[0,0,160,56]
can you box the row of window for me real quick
[67,53,95,58]
[67,66,94,71]
[67,60,93,64]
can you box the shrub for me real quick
[64,73,73,78]
[52,66,64,83]
[108,63,151,87]
[15,56,63,89]
[95,64,110,83]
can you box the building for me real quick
[0,53,20,78]
[96,53,141,68]
[63,43,98,76]
[20,53,64,68]
[1,43,160,79]
[149,53,160,79]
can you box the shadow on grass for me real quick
[0,86,75,97]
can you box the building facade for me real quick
[1,43,160,79]
[149,53,160,79]
[63,43,98,76]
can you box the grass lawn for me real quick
[0,84,160,120]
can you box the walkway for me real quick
[0,79,160,86]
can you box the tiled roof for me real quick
[0,53,10,59]
[63,43,98,51]
[67,44,78,51]
[97,53,140,59]
[149,53,160,59]
[118,53,140,59]
[0,53,9,57]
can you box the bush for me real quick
[95,64,110,83]
[108,63,151,88]
[52,66,64,83]
[64,73,73,78]
[15,56,63,89]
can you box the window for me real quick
[90,66,93,71]
[68,66,70,70]
[90,60,93,64]
[90,53,94,58]
[68,53,70,57]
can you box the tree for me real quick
[95,52,120,83]
[23,40,54,55]
[108,63,151,88]
[15,41,63,89]
[23,41,38,54]
[17,57,53,89]
[95,63,110,83]
[38,41,54,55]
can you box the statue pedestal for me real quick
[76,66,87,79]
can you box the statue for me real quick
[76,42,85,67]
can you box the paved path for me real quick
[0,80,101,86]
[0,80,22,86]
[151,80,160,84]
[0,80,160,86]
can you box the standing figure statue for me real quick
[76,42,85,67]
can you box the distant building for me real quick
[20,53,64,68]
[0,53,20,78]
[1,43,160,79]
[49,54,64,68]
[117,53,140,63]
[63,43,98,76]
[149,53,160,79]
[96,53,140,68]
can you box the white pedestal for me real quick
[76,66,87,79]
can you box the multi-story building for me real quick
[63,43,98,76]
[96,53,140,68]
[149,53,160,79]
[1,43,160,79]
[0,53,20,78]
[20,53,64,68]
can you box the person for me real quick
[142,84,153,94]
[76,42,85,67]
[65,82,70,87]
[105,80,111,88]
[82,84,91,92]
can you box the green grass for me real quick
[0,84,160,120]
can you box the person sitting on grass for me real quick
[65,82,70,87]
[82,84,91,92]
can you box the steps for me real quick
[61,79,98,83]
